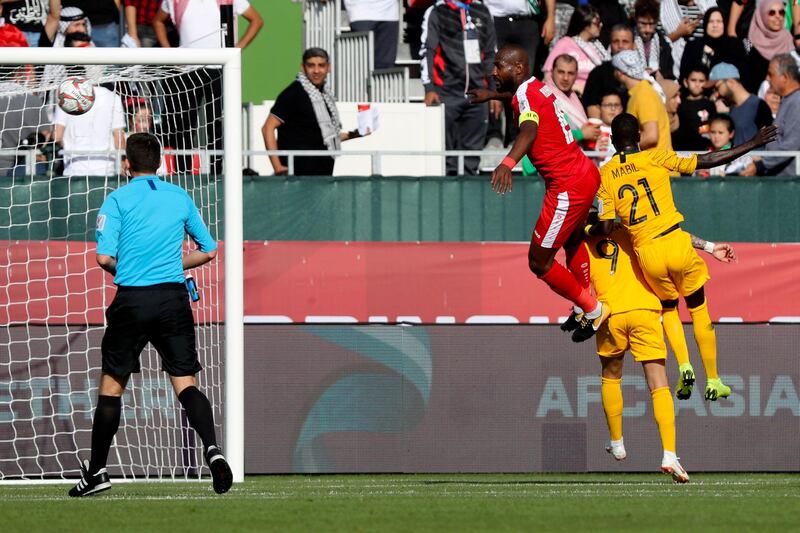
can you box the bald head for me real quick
[496,45,530,72]
[492,45,531,92]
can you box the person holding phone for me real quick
[659,0,716,79]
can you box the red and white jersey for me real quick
[511,76,597,192]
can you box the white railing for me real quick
[370,67,410,103]
[334,31,372,102]
[302,0,341,54]
[253,150,800,177]
[303,0,342,93]
[6,150,800,177]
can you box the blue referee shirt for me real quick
[95,175,218,286]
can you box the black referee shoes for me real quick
[205,446,233,494]
[68,459,111,497]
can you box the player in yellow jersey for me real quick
[584,217,685,482]
[582,210,737,482]
[589,113,777,401]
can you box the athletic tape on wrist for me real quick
[703,241,716,254]
[501,156,517,170]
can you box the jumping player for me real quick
[472,44,610,342]
[583,213,688,482]
[582,208,737,482]
[587,113,777,401]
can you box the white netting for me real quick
[0,61,225,480]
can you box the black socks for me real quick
[89,395,121,474]
[178,386,218,453]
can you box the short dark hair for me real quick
[611,113,640,148]
[126,133,161,173]
[601,88,624,101]
[610,23,634,37]
[710,113,735,133]
[302,47,330,64]
[566,5,600,37]
[686,65,709,78]
[633,0,660,21]
[554,54,578,69]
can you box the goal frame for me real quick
[0,48,245,483]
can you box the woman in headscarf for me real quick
[543,4,609,95]
[659,0,717,79]
[679,8,747,81]
[744,0,794,93]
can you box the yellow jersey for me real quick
[597,149,697,247]
[627,80,673,153]
[586,227,662,315]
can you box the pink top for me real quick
[543,36,606,94]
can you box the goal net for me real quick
[0,49,243,482]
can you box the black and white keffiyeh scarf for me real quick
[573,35,611,66]
[297,72,341,153]
[634,34,660,74]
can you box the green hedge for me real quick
[1,175,798,242]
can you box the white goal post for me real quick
[0,48,244,483]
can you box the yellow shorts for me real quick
[634,230,710,301]
[595,309,666,362]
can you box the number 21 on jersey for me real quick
[618,177,660,225]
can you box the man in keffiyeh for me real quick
[613,50,673,152]
[263,48,370,176]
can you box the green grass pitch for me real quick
[3,473,799,532]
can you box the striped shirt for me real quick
[659,0,709,42]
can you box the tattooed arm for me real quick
[690,234,737,263]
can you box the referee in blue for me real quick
[69,133,232,497]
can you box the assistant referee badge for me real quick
[96,214,106,231]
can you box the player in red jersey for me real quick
[471,45,610,342]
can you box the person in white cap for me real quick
[612,49,672,152]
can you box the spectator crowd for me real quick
[2,0,800,177]
[0,0,263,178]
[412,0,800,177]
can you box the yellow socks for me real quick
[662,307,690,366]
[689,299,718,379]
[651,386,676,453]
[601,377,623,441]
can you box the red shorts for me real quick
[532,165,600,249]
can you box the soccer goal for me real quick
[0,48,243,484]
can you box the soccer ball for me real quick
[57,77,95,115]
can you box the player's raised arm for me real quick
[695,125,779,169]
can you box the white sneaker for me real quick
[661,454,690,484]
[605,440,626,461]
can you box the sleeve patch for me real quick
[519,111,539,125]
[96,214,106,231]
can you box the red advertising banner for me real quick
[0,241,223,325]
[3,240,799,325]
[243,241,800,324]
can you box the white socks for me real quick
[585,301,603,320]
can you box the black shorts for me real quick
[101,283,202,377]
